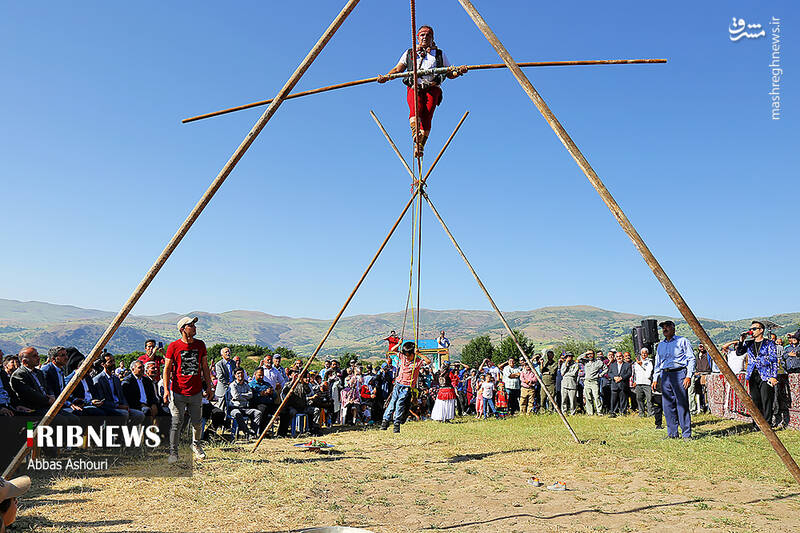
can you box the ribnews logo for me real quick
[26,422,162,448]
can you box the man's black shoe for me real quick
[655,425,663,429]
[380,420,390,430]
[393,424,401,433]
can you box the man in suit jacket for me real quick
[122,360,158,423]
[93,353,144,425]
[607,351,632,416]
[41,347,72,407]
[214,347,235,409]
[11,347,79,425]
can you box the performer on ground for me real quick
[381,341,431,433]
[651,320,695,439]
[736,320,778,426]
[377,25,468,158]
[162,316,213,463]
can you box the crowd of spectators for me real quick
[1,326,798,458]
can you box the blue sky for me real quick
[1,1,796,322]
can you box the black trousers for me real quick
[507,388,521,414]
[749,370,774,424]
[610,386,628,414]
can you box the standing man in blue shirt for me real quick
[651,320,696,439]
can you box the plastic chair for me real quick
[291,413,308,437]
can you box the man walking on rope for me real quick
[381,341,431,433]
[378,25,468,158]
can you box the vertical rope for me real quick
[410,0,421,160]
[400,194,417,343]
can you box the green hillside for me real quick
[0,299,797,357]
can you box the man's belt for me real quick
[662,367,686,373]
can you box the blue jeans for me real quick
[482,397,496,418]
[383,385,411,425]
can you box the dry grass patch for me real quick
[12,413,800,532]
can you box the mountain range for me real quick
[0,298,797,357]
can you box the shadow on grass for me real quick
[423,499,704,529]
[14,515,133,530]
[442,448,539,464]
[19,497,90,510]
[695,422,758,438]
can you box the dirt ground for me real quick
[12,413,800,532]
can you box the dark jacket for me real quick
[93,371,127,409]
[607,361,632,390]
[10,366,52,410]
[67,372,101,405]
[121,374,158,410]
[41,362,68,398]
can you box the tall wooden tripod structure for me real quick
[5,0,800,487]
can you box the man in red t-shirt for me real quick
[383,330,400,354]
[137,339,165,375]
[162,316,212,463]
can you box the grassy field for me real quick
[12,413,800,532]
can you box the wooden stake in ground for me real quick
[456,0,800,483]
[1,0,363,479]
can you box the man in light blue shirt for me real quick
[651,320,695,439]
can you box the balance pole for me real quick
[182,59,665,124]
[422,192,580,444]
[1,0,362,479]
[457,0,800,482]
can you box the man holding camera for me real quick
[736,320,778,426]
[652,320,695,439]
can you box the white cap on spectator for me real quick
[177,316,198,331]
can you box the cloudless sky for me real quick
[1,1,796,322]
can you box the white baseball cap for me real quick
[176,316,198,331]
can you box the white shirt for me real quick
[486,365,501,381]
[399,48,451,85]
[437,336,450,349]
[632,360,653,386]
[727,349,746,374]
[502,365,521,390]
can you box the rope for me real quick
[400,194,418,343]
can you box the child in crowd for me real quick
[480,374,496,419]
[431,368,457,422]
[495,381,508,418]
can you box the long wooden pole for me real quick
[181,59,666,123]
[457,0,800,482]
[1,0,362,479]
[422,192,580,443]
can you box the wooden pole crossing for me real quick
[1,0,363,479]
[369,110,580,443]
[181,59,666,123]
[457,0,800,483]
[253,112,470,452]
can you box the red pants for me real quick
[407,85,441,131]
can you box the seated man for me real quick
[10,347,79,426]
[122,360,160,425]
[93,353,145,425]
[2,356,33,415]
[228,369,261,438]
[249,367,276,434]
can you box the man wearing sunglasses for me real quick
[736,320,779,427]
